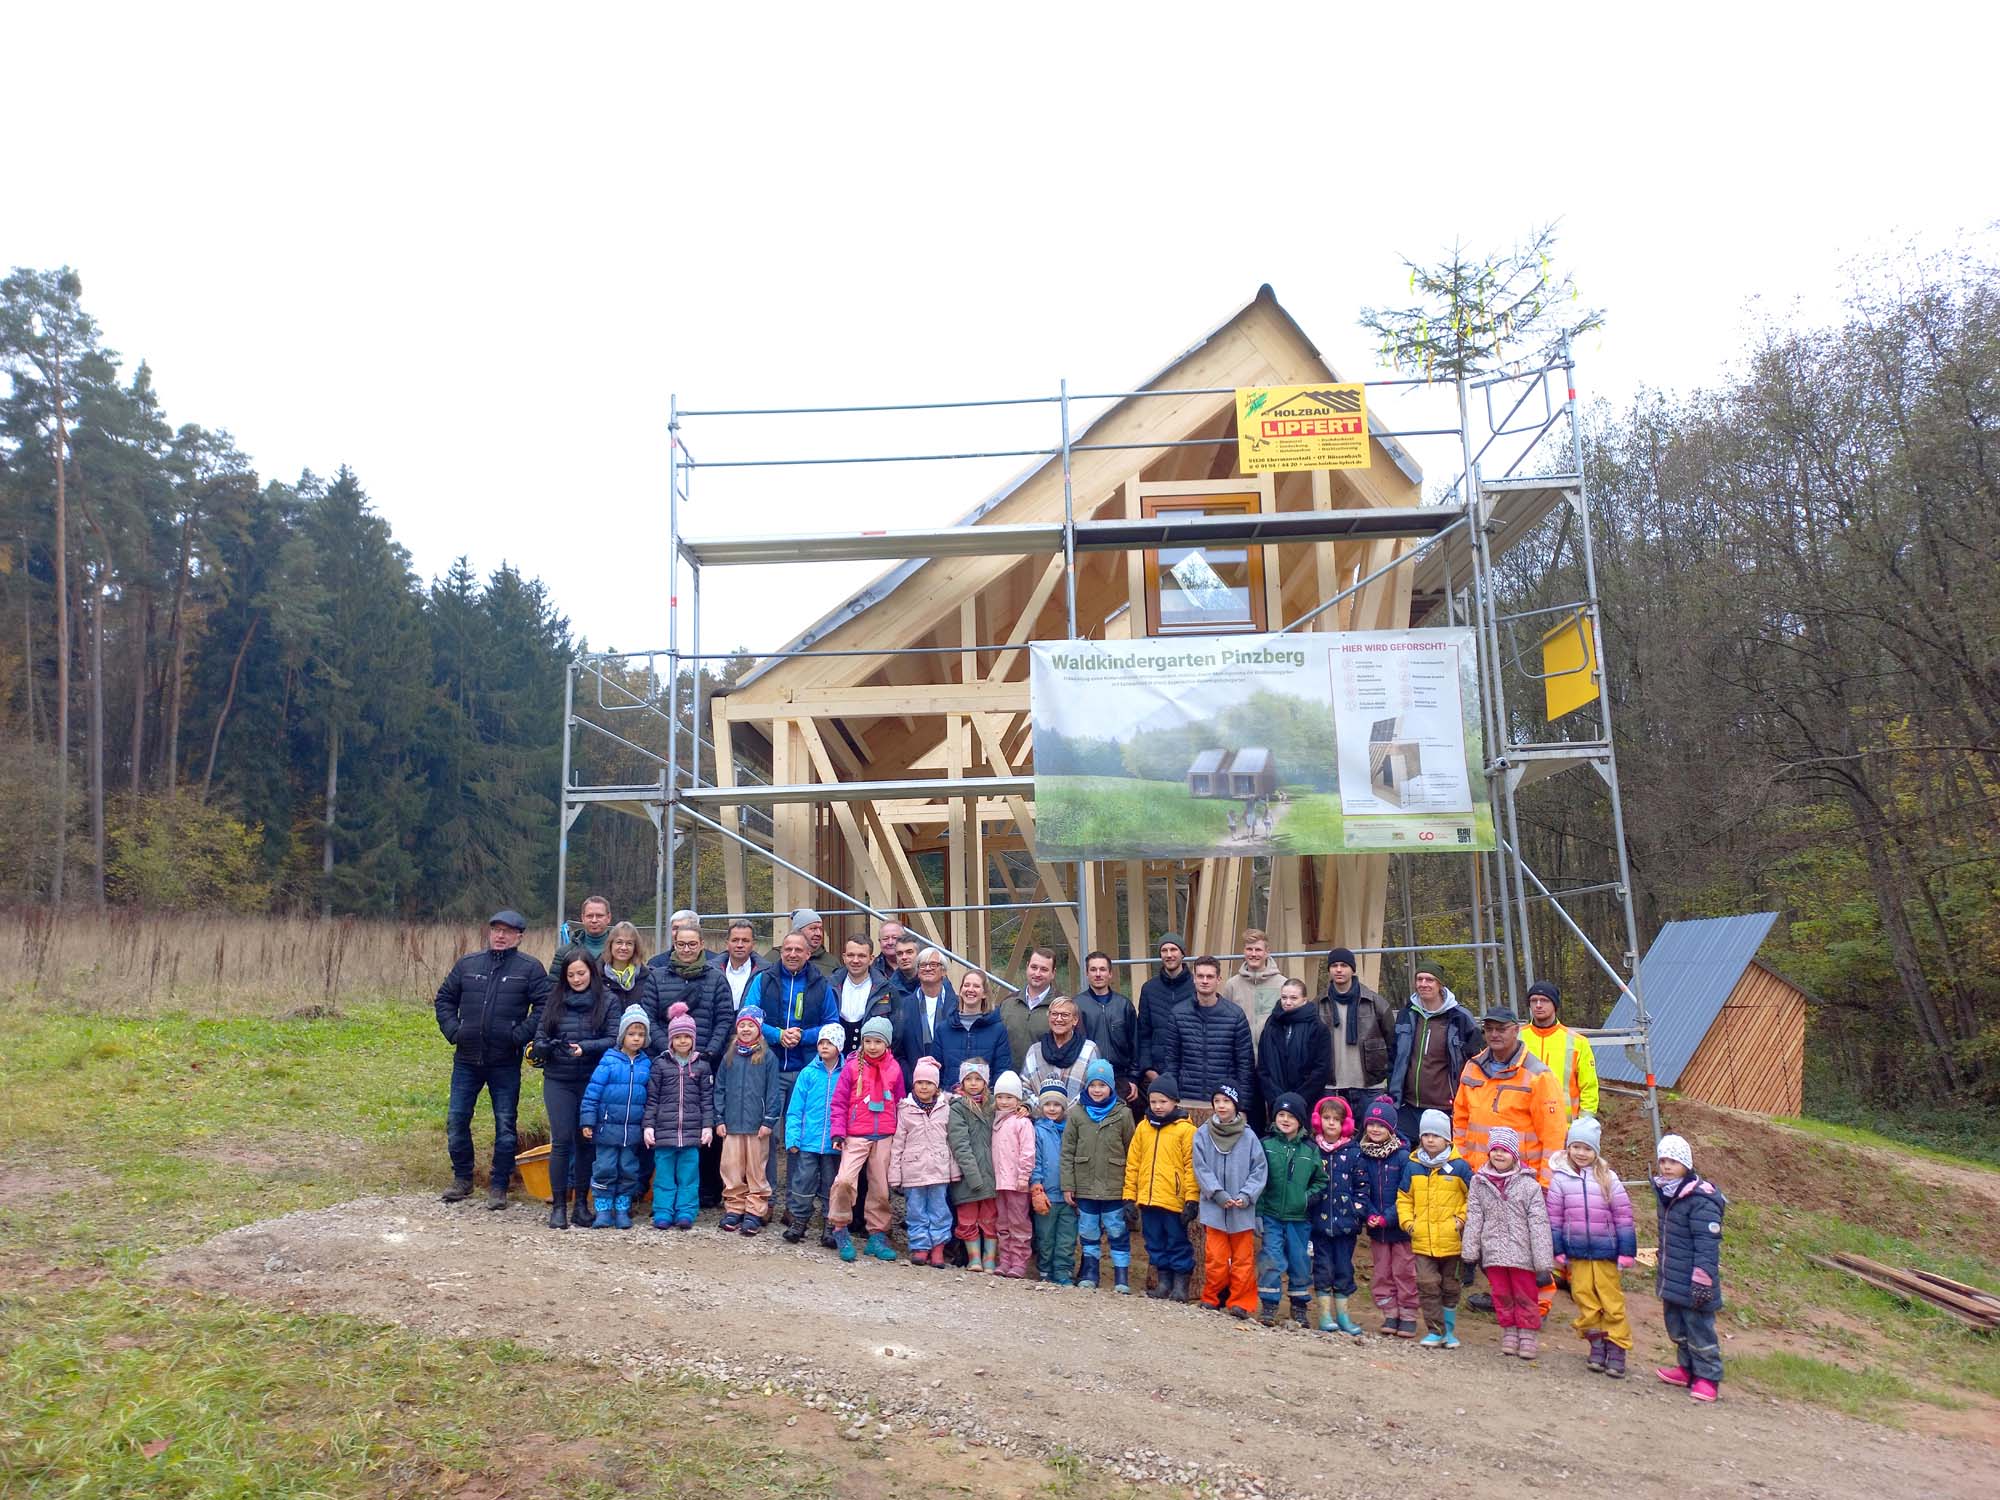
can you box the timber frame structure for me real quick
[556,286,1662,1136]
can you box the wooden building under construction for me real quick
[690,287,1435,992]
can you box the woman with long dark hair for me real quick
[539,949,619,1228]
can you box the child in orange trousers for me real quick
[1191,1083,1267,1317]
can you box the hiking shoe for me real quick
[719,1213,743,1233]
[1466,1290,1494,1312]
[1290,1300,1312,1330]
[835,1228,857,1263]
[1259,1305,1279,1328]
[441,1179,475,1203]
[1656,1364,1692,1387]
[486,1184,509,1210]
[866,1233,897,1262]
[1587,1334,1608,1372]
[782,1223,807,1243]
[1689,1378,1719,1403]
[1228,1305,1249,1320]
[739,1215,763,1237]
[1605,1345,1627,1378]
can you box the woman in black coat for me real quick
[536,949,620,1228]
[1255,978,1331,1129]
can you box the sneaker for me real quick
[1689,1378,1719,1403]
[720,1213,743,1233]
[739,1215,762,1237]
[836,1228,857,1263]
[866,1233,897,1262]
[1656,1365,1692,1387]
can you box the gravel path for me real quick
[156,1195,2000,1500]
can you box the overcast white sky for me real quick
[10,2,1995,662]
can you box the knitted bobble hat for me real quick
[859,1015,894,1045]
[1486,1125,1522,1159]
[817,1022,845,1050]
[1084,1058,1116,1092]
[667,1002,698,1041]
[993,1070,1025,1100]
[1567,1115,1603,1151]
[1419,1108,1452,1140]
[1656,1133,1694,1171]
[912,1056,941,1088]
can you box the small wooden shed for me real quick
[1227,747,1275,799]
[1597,912,1809,1117]
[1187,748,1228,798]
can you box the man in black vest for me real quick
[435,909,550,1208]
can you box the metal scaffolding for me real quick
[554,332,1662,1141]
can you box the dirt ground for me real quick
[156,1194,2000,1500]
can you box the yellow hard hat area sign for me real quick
[1235,383,1371,473]
[1540,609,1600,720]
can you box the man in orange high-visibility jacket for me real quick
[1454,1005,1567,1318]
[1520,980,1599,1123]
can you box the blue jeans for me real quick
[1663,1303,1724,1384]
[653,1146,700,1224]
[1259,1216,1313,1303]
[903,1183,953,1251]
[1141,1205,1194,1273]
[591,1141,643,1201]
[1075,1197,1131,1268]
[1312,1229,1358,1294]
[446,1058,522,1185]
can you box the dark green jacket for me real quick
[1060,1102,1135,1201]
[1258,1131,1327,1222]
[947,1093,997,1204]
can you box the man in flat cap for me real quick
[434,909,550,1208]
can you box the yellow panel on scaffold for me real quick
[1540,610,1599,720]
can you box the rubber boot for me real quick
[964,1237,984,1272]
[980,1235,998,1274]
[1114,1266,1131,1295]
[1315,1294,1334,1332]
[613,1196,633,1230]
[1147,1270,1171,1300]
[1079,1253,1100,1289]
[1171,1270,1192,1303]
[1334,1296,1364,1336]
[546,1199,568,1230]
[1441,1307,1460,1349]
[593,1193,616,1227]
[570,1189,595,1228]
[1419,1322,1446,1348]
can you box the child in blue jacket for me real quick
[782,1024,846,1246]
[1030,1078,1078,1284]
[1356,1094,1417,1336]
[1653,1132,1728,1402]
[1308,1093,1369,1335]
[580,1005,653,1229]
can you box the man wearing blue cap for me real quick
[435,909,550,1208]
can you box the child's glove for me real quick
[1616,1254,1634,1268]
[1366,1213,1385,1228]
[1181,1201,1199,1227]
[1554,1254,1567,1269]
[1029,1184,1051,1216]
[1535,1270,1554,1288]
[1690,1266,1716,1307]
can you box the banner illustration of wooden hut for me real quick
[1186,747,1277,800]
[1367,716,1423,808]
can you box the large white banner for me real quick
[1030,630,1492,859]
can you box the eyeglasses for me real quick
[918,960,944,970]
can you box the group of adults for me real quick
[433,900,1603,1261]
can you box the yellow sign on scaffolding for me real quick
[1234,383,1371,473]
[1540,609,1600,720]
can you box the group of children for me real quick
[578,1005,1727,1401]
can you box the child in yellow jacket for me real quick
[1123,1073,1200,1302]
[1396,1107,1474,1348]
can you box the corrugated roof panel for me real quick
[1596,912,1780,1087]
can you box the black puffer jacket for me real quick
[1158,997,1255,1115]
[1137,965,1195,1076]
[536,985,620,1085]
[646,960,733,1065]
[1074,988,1140,1087]
[435,947,550,1065]
[1655,1174,1728,1309]
[1255,1001,1331,1125]
[643,1051,715,1149]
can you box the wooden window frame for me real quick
[1136,483,1271,637]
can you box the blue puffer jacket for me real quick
[580,1049,653,1148]
[751,964,838,1072]
[1356,1137,1412,1243]
[1655,1173,1727,1309]
[933,1006,1013,1090]
[1308,1100,1370,1239]
[715,1046,784,1135]
[1031,1113,1065,1195]
[785,1055,842,1156]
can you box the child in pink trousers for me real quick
[828,1014,906,1264]
[1462,1124,1556,1358]
[989,1071,1037,1277]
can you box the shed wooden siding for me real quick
[1675,960,1806,1116]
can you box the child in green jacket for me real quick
[1257,1092,1327,1328]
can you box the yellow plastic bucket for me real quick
[513,1142,653,1210]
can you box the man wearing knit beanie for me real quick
[1319,945,1394,1125]
[1138,934,1194,1089]
[1521,978,1599,1122]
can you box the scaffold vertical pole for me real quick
[556,661,574,929]
[663,395,681,931]
[1060,377,1090,967]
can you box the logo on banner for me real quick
[1235,383,1371,473]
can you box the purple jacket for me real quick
[1548,1154,1637,1262]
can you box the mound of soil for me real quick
[155,1193,1998,1500]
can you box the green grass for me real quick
[1779,1111,2000,1171]
[1731,1352,1963,1424]
[1034,776,1243,856]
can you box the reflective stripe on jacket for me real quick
[1522,1021,1599,1119]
